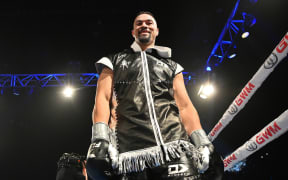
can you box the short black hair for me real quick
[133,11,157,27]
[135,11,155,19]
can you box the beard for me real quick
[138,33,151,44]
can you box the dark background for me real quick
[0,0,287,179]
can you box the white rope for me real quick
[223,109,288,171]
[208,32,288,142]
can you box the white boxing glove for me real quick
[197,146,210,173]
[189,129,214,173]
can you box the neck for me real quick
[137,41,155,51]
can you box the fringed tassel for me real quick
[118,145,164,174]
[116,140,197,174]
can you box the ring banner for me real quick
[223,109,288,171]
[208,32,288,142]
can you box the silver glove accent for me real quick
[91,122,110,142]
[189,129,211,148]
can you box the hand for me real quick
[202,146,224,180]
[197,144,214,173]
[87,122,114,179]
[197,146,210,173]
[86,139,113,179]
[189,129,214,173]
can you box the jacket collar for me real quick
[130,41,172,58]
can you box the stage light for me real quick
[198,83,215,99]
[240,12,256,39]
[228,53,237,59]
[206,66,212,72]
[63,86,74,98]
[227,45,237,59]
[241,31,250,39]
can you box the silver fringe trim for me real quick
[115,140,200,174]
[108,128,119,170]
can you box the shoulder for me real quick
[108,48,134,61]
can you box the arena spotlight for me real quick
[206,66,212,72]
[241,31,250,39]
[198,83,215,99]
[228,53,237,59]
[241,12,256,39]
[227,45,237,59]
[63,86,74,98]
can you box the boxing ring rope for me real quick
[208,32,288,142]
[206,32,288,171]
[223,109,288,171]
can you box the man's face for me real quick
[132,13,159,45]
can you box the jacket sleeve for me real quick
[95,55,114,74]
[168,58,184,77]
[175,63,184,75]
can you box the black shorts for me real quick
[112,150,224,180]
[114,151,201,180]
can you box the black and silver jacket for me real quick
[96,42,196,174]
